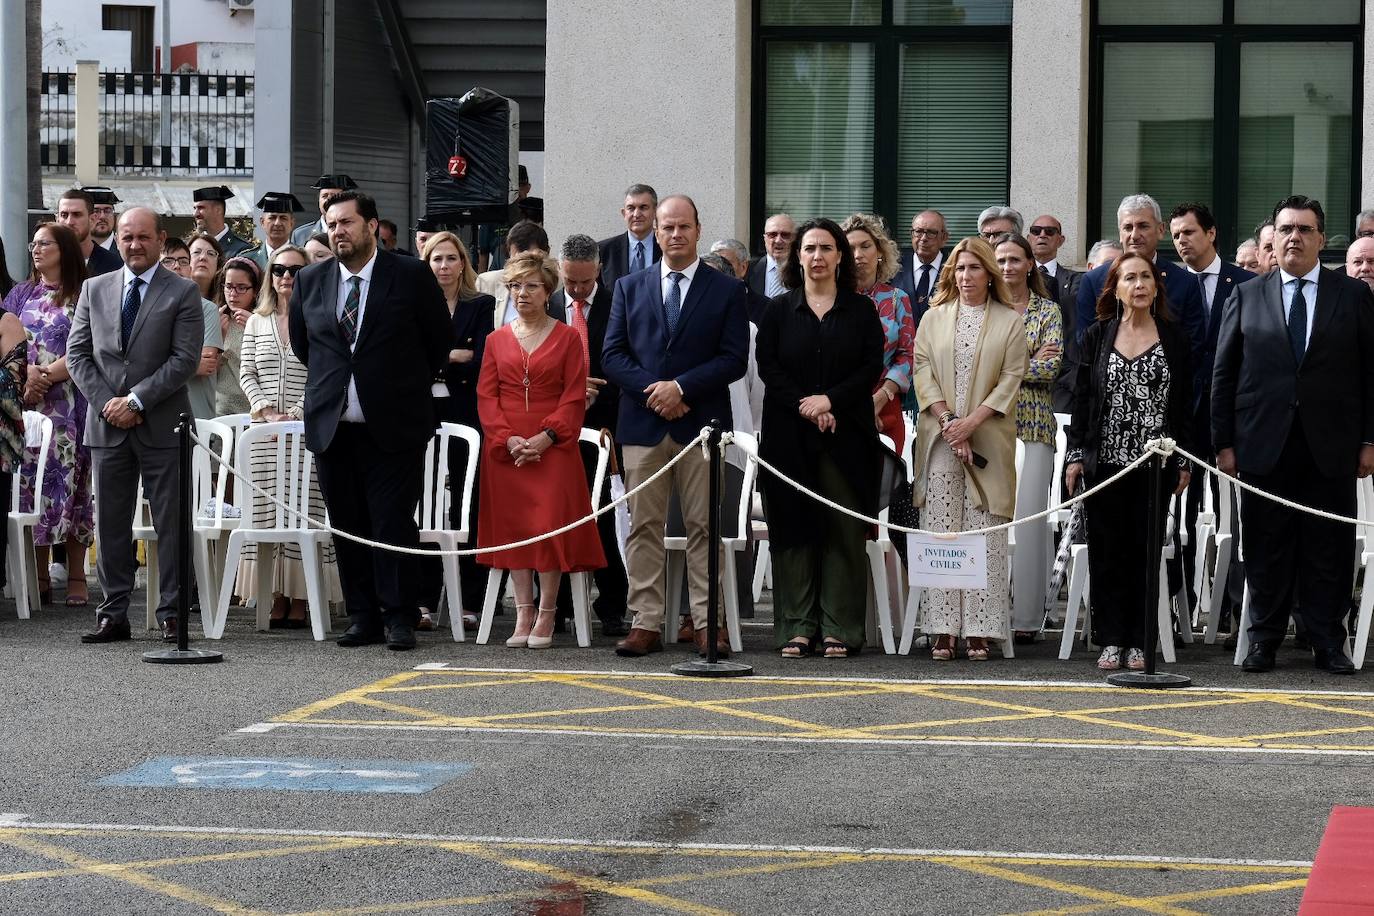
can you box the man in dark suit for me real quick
[710,237,770,323]
[288,191,454,651]
[193,186,254,258]
[67,207,203,644]
[1348,237,1374,291]
[1213,195,1374,675]
[602,194,749,658]
[1026,214,1083,413]
[597,183,661,291]
[86,186,120,254]
[1075,194,1208,389]
[56,188,122,276]
[746,213,796,299]
[292,174,358,248]
[550,234,629,636]
[892,209,949,325]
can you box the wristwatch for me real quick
[542,427,558,444]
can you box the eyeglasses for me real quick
[763,232,794,240]
[910,228,943,238]
[979,231,1002,241]
[160,256,191,268]
[505,282,545,295]
[270,263,305,277]
[92,206,115,217]
[1357,229,1374,239]
[223,283,254,295]
[1027,226,1060,237]
[1276,224,1319,238]
[26,240,55,252]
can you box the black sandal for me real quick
[822,639,858,659]
[780,637,814,658]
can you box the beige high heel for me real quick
[527,606,557,649]
[506,603,536,648]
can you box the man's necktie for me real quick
[665,271,684,336]
[120,277,142,349]
[570,299,590,373]
[1197,272,1211,315]
[1287,277,1308,363]
[632,241,645,273]
[340,276,361,345]
[914,263,933,307]
[1039,264,1058,299]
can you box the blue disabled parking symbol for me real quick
[100,757,470,794]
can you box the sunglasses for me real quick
[271,263,305,278]
[1028,226,1060,237]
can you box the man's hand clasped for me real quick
[645,380,688,421]
[102,396,142,429]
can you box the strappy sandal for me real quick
[965,638,990,662]
[822,639,857,659]
[931,635,955,661]
[1097,646,1122,670]
[780,637,813,658]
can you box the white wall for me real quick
[1364,0,1374,215]
[43,0,254,70]
[544,0,751,251]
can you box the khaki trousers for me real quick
[622,434,720,632]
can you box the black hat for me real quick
[310,174,358,191]
[82,186,120,205]
[193,185,234,203]
[516,196,544,221]
[256,192,305,213]
[412,215,453,233]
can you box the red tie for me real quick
[570,299,590,374]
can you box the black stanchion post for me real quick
[144,413,223,665]
[1107,449,1188,689]
[673,421,751,678]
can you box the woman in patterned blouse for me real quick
[841,213,914,454]
[1065,254,1192,671]
[993,233,1063,644]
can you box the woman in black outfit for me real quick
[1065,253,1193,671]
[419,231,495,630]
[756,217,885,658]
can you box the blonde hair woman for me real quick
[912,237,1028,660]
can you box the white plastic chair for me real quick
[862,434,902,655]
[209,421,331,640]
[7,411,53,618]
[417,422,480,642]
[1347,478,1374,668]
[1199,476,1236,644]
[475,427,608,648]
[188,418,237,634]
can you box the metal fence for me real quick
[39,70,254,176]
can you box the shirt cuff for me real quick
[673,380,684,398]
[127,392,144,412]
[1065,447,1084,465]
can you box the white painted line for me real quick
[413,663,1374,699]
[0,817,1313,868]
[244,720,1374,756]
[0,813,30,826]
[234,723,278,734]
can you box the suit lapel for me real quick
[646,268,668,341]
[1260,271,1294,364]
[352,251,392,351]
[323,260,342,343]
[125,266,169,350]
[670,266,709,342]
[1307,269,1338,357]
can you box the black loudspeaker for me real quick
[424,88,520,224]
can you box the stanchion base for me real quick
[1106,671,1191,689]
[671,659,753,678]
[142,648,224,665]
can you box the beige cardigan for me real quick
[912,300,1028,520]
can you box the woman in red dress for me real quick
[477,252,605,648]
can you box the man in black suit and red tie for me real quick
[597,183,661,291]
[288,191,455,651]
[1213,195,1374,675]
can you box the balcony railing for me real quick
[40,70,254,176]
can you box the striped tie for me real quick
[340,276,361,345]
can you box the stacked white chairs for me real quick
[475,427,608,647]
[864,433,903,655]
[1198,475,1237,644]
[1347,477,1374,668]
[209,421,332,640]
[417,422,480,642]
[7,410,53,617]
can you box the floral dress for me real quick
[1,282,95,547]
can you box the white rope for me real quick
[189,427,712,557]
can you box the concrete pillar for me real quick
[74,60,100,186]
[253,1,294,198]
[0,0,27,279]
[1363,1,1374,212]
[1010,0,1090,265]
[544,0,751,250]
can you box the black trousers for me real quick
[556,439,629,623]
[1084,463,1171,650]
[419,434,488,614]
[315,423,425,631]
[1240,422,1355,652]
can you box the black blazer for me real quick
[86,242,123,277]
[441,293,496,429]
[550,284,620,433]
[597,233,660,291]
[288,248,455,453]
[892,249,947,324]
[1067,316,1194,484]
[1212,268,1374,478]
[1049,266,1083,416]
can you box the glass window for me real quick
[1238,42,1354,249]
[1234,0,1360,25]
[1098,0,1222,25]
[764,43,876,222]
[897,43,1008,239]
[760,0,880,26]
[1098,43,1214,253]
[895,0,1011,26]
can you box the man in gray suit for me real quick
[68,207,204,644]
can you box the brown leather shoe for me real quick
[676,617,694,643]
[693,626,732,659]
[615,627,664,657]
[81,616,132,644]
[160,616,180,643]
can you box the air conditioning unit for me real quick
[226,0,255,11]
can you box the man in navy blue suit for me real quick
[1074,194,1208,393]
[602,194,749,658]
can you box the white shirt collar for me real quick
[766,254,781,272]
[916,250,941,270]
[338,250,378,285]
[1036,258,1058,277]
[661,258,699,284]
[123,262,159,287]
[627,230,653,250]
[1191,254,1222,277]
[570,283,599,304]
[1278,263,1322,287]
[214,225,230,242]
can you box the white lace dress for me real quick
[920,304,1010,640]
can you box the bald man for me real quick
[1347,237,1374,292]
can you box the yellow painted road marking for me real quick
[272,671,423,723]
[1010,876,1310,915]
[934,858,1206,916]
[0,839,370,884]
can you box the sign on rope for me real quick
[906,533,988,589]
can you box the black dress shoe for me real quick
[80,616,131,644]
[160,617,180,643]
[1314,648,1356,675]
[1242,644,1276,673]
[336,625,384,647]
[385,624,417,651]
[600,618,629,638]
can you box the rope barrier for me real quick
[188,426,710,557]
